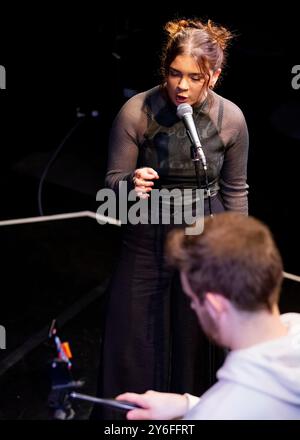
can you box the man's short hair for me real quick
[167,212,283,311]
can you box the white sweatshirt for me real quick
[183,313,300,420]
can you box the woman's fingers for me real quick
[133,168,159,198]
[136,191,149,199]
[138,167,159,180]
[134,168,159,182]
[134,177,154,187]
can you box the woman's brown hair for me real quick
[161,18,233,97]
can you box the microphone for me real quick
[176,103,207,169]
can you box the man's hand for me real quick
[116,390,189,420]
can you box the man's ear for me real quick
[180,271,195,298]
[204,292,229,319]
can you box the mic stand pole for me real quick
[189,137,215,387]
[188,137,213,217]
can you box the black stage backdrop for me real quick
[0,0,299,423]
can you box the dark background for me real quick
[0,2,299,420]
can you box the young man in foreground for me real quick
[117,212,300,419]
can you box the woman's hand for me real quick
[116,390,189,420]
[133,167,159,199]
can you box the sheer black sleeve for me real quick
[105,93,147,193]
[219,101,249,215]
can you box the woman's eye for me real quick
[169,70,203,81]
[190,76,202,81]
[169,70,180,77]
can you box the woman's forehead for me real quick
[170,54,201,74]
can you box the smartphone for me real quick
[70,392,140,411]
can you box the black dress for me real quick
[96,86,249,416]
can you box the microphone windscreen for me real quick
[176,103,193,119]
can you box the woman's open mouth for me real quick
[175,95,188,105]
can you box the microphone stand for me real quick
[47,321,139,420]
[187,131,215,387]
[186,130,213,217]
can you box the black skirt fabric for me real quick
[94,195,225,418]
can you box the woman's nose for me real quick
[177,76,189,90]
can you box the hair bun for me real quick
[204,19,233,51]
[164,19,191,38]
[164,18,232,50]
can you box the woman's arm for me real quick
[105,99,141,193]
[105,95,158,197]
[220,107,249,215]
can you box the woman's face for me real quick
[165,54,220,107]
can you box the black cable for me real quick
[190,147,213,218]
[203,167,213,218]
[37,117,85,216]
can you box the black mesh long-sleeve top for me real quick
[105,85,249,214]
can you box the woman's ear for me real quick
[210,68,222,89]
